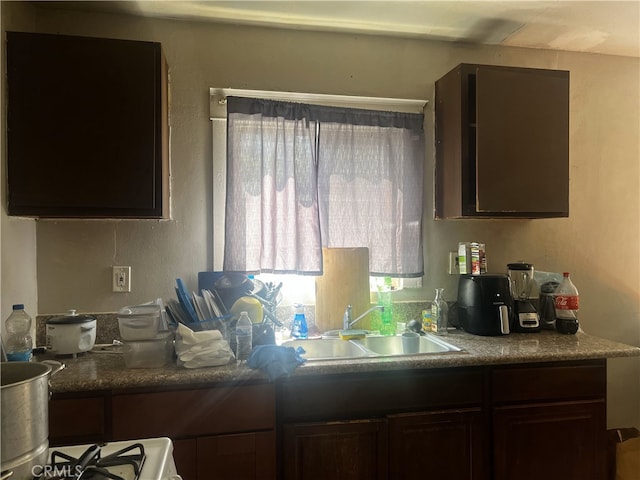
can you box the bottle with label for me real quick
[421,309,432,333]
[431,288,449,336]
[291,304,308,339]
[235,311,253,361]
[554,272,579,334]
[5,304,33,362]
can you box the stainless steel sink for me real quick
[357,334,462,356]
[283,338,371,361]
[282,334,461,361]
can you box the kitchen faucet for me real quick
[343,305,384,330]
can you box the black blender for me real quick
[507,262,541,332]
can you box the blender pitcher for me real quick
[507,262,540,332]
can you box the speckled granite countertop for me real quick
[40,329,639,394]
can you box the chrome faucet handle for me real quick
[344,304,385,330]
[343,305,353,330]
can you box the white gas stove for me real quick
[35,437,181,480]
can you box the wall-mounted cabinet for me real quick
[6,32,169,218]
[435,63,569,219]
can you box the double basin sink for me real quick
[283,334,462,361]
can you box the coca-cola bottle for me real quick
[554,272,579,334]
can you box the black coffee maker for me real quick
[507,262,541,332]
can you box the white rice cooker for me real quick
[46,309,97,355]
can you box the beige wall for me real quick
[2,2,638,428]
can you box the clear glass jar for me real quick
[431,288,449,336]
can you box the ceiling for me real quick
[38,1,640,58]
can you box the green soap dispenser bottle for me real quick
[378,277,395,336]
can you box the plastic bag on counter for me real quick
[534,270,563,294]
[175,323,234,368]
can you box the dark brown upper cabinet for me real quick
[6,32,169,218]
[435,64,569,219]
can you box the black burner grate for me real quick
[36,443,146,480]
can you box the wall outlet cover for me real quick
[113,266,131,292]
[448,251,459,275]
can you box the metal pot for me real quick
[1,360,64,480]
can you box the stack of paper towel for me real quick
[175,323,234,368]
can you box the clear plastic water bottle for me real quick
[235,311,253,361]
[554,272,579,334]
[5,304,33,362]
[431,288,449,336]
[291,304,308,339]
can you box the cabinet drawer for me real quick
[112,383,275,439]
[492,360,606,403]
[49,395,107,445]
[280,368,483,421]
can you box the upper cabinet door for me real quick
[7,32,169,218]
[435,64,569,219]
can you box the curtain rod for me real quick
[209,87,428,118]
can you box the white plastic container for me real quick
[122,332,174,368]
[118,304,162,341]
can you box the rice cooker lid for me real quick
[47,310,96,325]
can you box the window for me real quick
[210,89,426,301]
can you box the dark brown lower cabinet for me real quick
[493,400,606,480]
[48,359,607,480]
[278,360,606,480]
[49,393,108,447]
[490,359,607,480]
[279,367,487,480]
[173,439,198,480]
[283,419,388,480]
[110,384,276,480]
[197,431,276,480]
[388,408,486,480]
[50,383,276,480]
[282,409,485,480]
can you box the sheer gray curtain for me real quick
[316,108,425,277]
[224,97,322,274]
[224,96,425,277]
